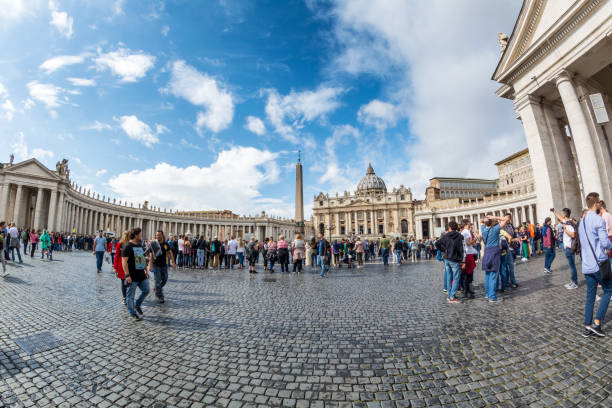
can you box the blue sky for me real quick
[1,0,524,218]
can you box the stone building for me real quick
[493,0,612,221]
[426,177,497,201]
[0,157,305,242]
[414,148,537,239]
[312,164,414,240]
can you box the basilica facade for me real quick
[312,164,415,240]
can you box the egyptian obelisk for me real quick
[295,151,304,233]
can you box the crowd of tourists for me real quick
[433,192,612,338]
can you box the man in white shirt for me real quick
[177,236,185,268]
[553,208,578,289]
[7,223,23,263]
[227,236,238,269]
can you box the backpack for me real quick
[570,220,581,254]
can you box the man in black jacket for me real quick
[435,221,465,303]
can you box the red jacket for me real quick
[113,242,125,279]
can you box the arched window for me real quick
[401,219,409,234]
[319,223,325,234]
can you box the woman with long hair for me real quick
[237,238,245,269]
[277,235,289,273]
[247,237,259,274]
[309,237,317,271]
[267,238,277,273]
[29,229,39,258]
[113,230,130,304]
[292,234,305,273]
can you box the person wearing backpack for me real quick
[553,208,578,289]
[579,192,612,338]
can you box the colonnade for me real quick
[314,208,414,239]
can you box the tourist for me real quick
[29,229,39,258]
[317,233,330,277]
[149,230,174,303]
[7,223,23,263]
[92,230,106,273]
[237,238,245,269]
[177,235,185,268]
[436,221,464,303]
[21,228,28,255]
[40,229,52,260]
[267,238,278,272]
[519,226,529,261]
[310,237,318,270]
[196,235,205,268]
[410,238,418,262]
[0,221,7,277]
[552,208,578,289]
[121,227,149,321]
[355,237,364,267]
[220,239,227,269]
[109,237,117,265]
[292,234,305,273]
[227,236,238,269]
[542,216,556,274]
[113,230,129,304]
[211,236,221,269]
[481,215,508,303]
[394,238,403,265]
[501,214,519,289]
[247,237,259,274]
[379,234,390,266]
[461,220,477,299]
[579,192,612,337]
[599,201,612,253]
[332,240,341,268]
[184,237,192,268]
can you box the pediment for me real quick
[493,0,580,82]
[3,158,61,180]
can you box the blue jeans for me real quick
[381,248,389,265]
[544,247,555,269]
[395,250,402,265]
[317,255,328,276]
[485,270,499,300]
[584,271,612,326]
[126,279,150,316]
[499,251,516,290]
[95,251,105,271]
[10,247,22,262]
[565,248,578,285]
[530,238,535,255]
[197,249,204,266]
[23,241,28,254]
[237,252,244,266]
[444,260,461,299]
[178,251,184,267]
[443,260,449,291]
[154,266,168,299]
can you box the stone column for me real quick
[555,72,603,197]
[0,182,10,221]
[47,189,58,231]
[33,187,45,230]
[383,209,388,235]
[526,205,533,224]
[55,191,64,232]
[13,184,24,226]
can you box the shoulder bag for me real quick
[582,219,611,281]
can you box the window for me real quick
[339,213,345,221]
[400,194,405,200]
[378,224,383,234]
[401,219,409,234]
[377,211,382,218]
[319,201,323,206]
[340,226,345,235]
[401,209,406,217]
[359,226,364,234]
[357,211,363,220]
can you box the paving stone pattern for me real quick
[0,251,610,407]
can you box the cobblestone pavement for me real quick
[0,250,611,408]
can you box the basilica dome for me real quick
[357,163,387,194]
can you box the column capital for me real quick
[553,69,574,87]
[514,93,542,112]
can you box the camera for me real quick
[549,208,554,212]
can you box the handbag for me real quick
[9,236,19,249]
[582,219,611,281]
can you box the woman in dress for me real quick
[113,230,129,304]
[292,234,305,273]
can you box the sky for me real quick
[1,0,525,219]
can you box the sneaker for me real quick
[489,298,504,303]
[582,328,593,338]
[587,325,605,337]
[521,258,528,262]
[543,268,552,274]
[122,298,126,305]
[565,282,578,290]
[510,284,518,289]
[596,295,601,301]
[159,298,165,304]
[135,306,144,315]
[131,314,142,321]
[442,289,448,293]
[447,297,461,304]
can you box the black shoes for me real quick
[131,314,142,321]
[586,324,605,337]
[135,306,144,315]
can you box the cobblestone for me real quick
[0,251,610,407]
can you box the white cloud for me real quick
[67,77,96,86]
[245,115,266,136]
[317,125,361,190]
[2,99,15,121]
[49,1,74,38]
[10,132,54,163]
[265,86,344,143]
[180,138,202,150]
[0,0,29,21]
[166,60,234,133]
[27,81,62,108]
[40,55,85,74]
[96,169,108,177]
[108,146,281,215]
[0,83,7,97]
[84,120,112,131]
[117,115,166,147]
[161,25,170,36]
[325,0,524,192]
[357,99,399,131]
[95,47,155,82]
[112,0,124,16]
